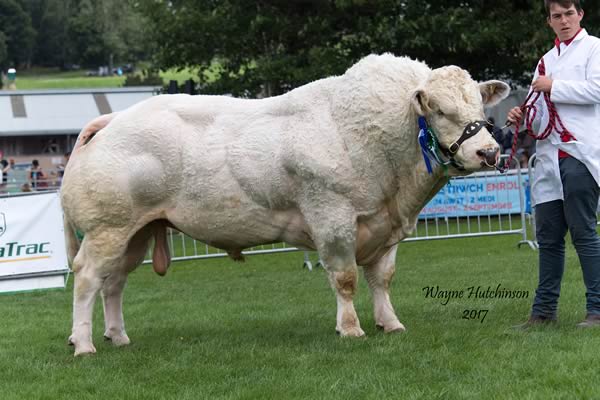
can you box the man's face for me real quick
[547,3,584,42]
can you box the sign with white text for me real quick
[0,192,69,293]
[420,171,531,219]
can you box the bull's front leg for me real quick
[328,263,364,337]
[363,244,405,333]
[302,198,364,337]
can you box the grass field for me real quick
[13,67,201,90]
[1,234,598,399]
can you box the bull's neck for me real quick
[388,153,449,229]
[386,112,451,229]
[332,96,450,213]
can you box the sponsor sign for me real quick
[420,171,530,219]
[0,192,69,293]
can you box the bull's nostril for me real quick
[478,148,499,167]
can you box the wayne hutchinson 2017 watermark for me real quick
[422,284,530,323]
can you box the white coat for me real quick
[60,54,510,355]
[531,29,600,206]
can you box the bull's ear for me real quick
[479,80,510,107]
[411,89,431,116]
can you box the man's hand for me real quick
[532,76,553,93]
[507,107,523,125]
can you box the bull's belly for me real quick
[165,200,398,266]
[166,206,316,252]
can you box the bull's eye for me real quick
[436,109,445,116]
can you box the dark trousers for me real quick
[533,157,600,318]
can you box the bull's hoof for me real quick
[74,344,97,356]
[103,332,131,347]
[376,320,406,334]
[69,335,97,356]
[337,326,366,337]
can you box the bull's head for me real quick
[411,66,510,171]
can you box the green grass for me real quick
[15,68,126,89]
[12,67,202,90]
[1,234,598,399]
[161,67,202,84]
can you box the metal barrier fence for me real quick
[406,156,534,247]
[1,156,535,271]
[1,172,62,194]
[141,155,536,269]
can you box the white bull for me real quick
[61,54,509,355]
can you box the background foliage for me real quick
[0,0,150,70]
[1,0,600,94]
[137,0,600,96]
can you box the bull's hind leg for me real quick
[69,230,131,356]
[102,225,153,347]
[363,245,405,333]
[69,245,104,355]
[101,272,131,346]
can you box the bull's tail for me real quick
[63,214,81,268]
[73,112,119,153]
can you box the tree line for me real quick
[0,0,149,71]
[2,0,600,96]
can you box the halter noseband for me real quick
[418,117,493,173]
[441,120,492,157]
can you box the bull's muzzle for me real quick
[477,147,500,168]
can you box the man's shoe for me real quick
[512,315,557,330]
[576,314,600,328]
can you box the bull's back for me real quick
[62,94,310,245]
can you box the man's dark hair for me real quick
[544,0,583,15]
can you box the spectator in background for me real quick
[516,148,529,169]
[29,159,47,190]
[502,129,514,154]
[0,160,8,191]
[42,138,60,154]
[501,129,536,168]
[518,129,536,160]
[487,117,505,152]
[57,151,71,186]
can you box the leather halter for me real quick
[418,117,493,173]
[440,120,492,157]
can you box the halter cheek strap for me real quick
[444,120,491,156]
[419,117,493,174]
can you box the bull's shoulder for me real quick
[280,117,358,195]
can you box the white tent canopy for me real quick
[0,87,159,137]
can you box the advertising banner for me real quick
[419,171,530,219]
[0,192,69,293]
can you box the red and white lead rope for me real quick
[500,58,576,172]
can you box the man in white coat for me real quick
[508,0,600,328]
